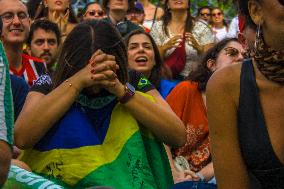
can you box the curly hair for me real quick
[187,38,239,92]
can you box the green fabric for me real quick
[75,132,173,189]
[3,165,69,189]
[137,77,151,90]
[0,42,14,146]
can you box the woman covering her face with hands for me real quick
[14,20,185,188]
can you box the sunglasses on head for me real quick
[224,47,241,57]
[200,13,211,16]
[212,12,222,17]
[86,10,104,17]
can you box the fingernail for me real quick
[91,63,95,67]
[91,76,94,80]
[91,69,95,74]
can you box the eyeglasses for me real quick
[224,47,241,57]
[212,12,222,17]
[200,13,211,16]
[127,12,144,17]
[0,12,29,23]
[85,10,104,17]
[278,0,284,6]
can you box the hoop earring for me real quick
[254,23,261,50]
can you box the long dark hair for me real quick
[27,0,78,23]
[125,30,163,88]
[52,20,128,90]
[211,7,228,28]
[237,0,259,29]
[162,0,194,36]
[187,38,239,91]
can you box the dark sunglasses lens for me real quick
[98,11,104,16]
[213,12,222,16]
[89,11,96,16]
[279,0,284,6]
[88,11,104,16]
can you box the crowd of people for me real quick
[0,0,283,188]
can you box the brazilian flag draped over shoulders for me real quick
[8,89,173,189]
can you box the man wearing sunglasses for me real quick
[0,0,46,86]
[197,6,212,24]
[102,0,143,37]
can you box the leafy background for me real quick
[21,0,237,21]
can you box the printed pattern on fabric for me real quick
[33,74,52,86]
[0,42,14,146]
[20,92,173,189]
[166,81,210,172]
[150,20,214,77]
[9,54,46,86]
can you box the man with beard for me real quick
[26,19,60,74]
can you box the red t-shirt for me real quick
[9,54,46,86]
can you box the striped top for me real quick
[9,54,46,86]
[0,42,13,146]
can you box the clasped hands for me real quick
[72,50,125,98]
[163,33,203,53]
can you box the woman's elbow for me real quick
[174,122,186,147]
[166,120,186,148]
[14,132,33,150]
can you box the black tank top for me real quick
[238,59,284,189]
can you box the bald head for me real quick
[0,0,30,45]
[0,0,28,14]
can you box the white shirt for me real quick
[212,26,228,42]
[150,20,214,77]
[227,16,239,38]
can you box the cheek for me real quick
[147,52,155,68]
[127,52,136,65]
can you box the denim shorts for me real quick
[171,181,217,189]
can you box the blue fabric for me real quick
[158,79,179,99]
[10,74,29,121]
[172,181,217,189]
[34,100,117,151]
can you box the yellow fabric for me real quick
[20,92,155,186]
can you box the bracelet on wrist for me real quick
[65,79,80,93]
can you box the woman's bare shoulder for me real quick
[207,63,242,104]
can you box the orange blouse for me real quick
[166,81,210,172]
